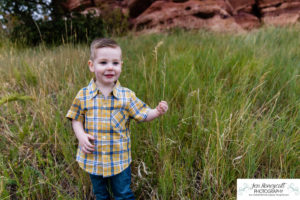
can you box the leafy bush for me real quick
[10,13,106,45]
[99,6,129,37]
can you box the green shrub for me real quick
[10,13,105,46]
[100,7,129,36]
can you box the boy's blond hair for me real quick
[90,38,120,61]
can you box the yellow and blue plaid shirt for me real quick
[66,79,150,177]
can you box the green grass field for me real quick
[0,26,299,199]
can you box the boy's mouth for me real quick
[104,74,114,78]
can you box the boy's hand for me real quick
[72,120,95,154]
[78,133,95,154]
[156,101,168,116]
[143,101,168,122]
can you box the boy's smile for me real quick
[88,47,122,88]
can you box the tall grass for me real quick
[0,26,299,199]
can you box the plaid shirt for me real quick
[66,79,150,177]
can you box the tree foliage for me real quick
[0,0,53,25]
[0,0,107,45]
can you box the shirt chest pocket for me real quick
[111,109,127,130]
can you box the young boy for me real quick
[66,38,168,200]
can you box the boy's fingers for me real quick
[157,101,168,114]
[84,145,94,152]
[160,104,168,112]
[160,103,167,108]
[160,102,168,109]
[87,135,95,141]
[85,141,95,149]
[160,101,168,105]
[157,107,164,113]
[159,103,167,109]
[82,147,92,154]
[164,105,168,111]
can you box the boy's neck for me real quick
[95,80,116,98]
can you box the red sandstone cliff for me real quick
[61,0,300,32]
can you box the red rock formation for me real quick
[260,1,300,25]
[226,0,256,14]
[132,0,244,32]
[258,0,284,8]
[60,0,300,32]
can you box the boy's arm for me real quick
[144,101,168,122]
[72,120,95,154]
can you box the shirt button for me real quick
[103,136,107,140]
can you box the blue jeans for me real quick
[89,166,135,200]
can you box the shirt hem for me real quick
[77,160,131,178]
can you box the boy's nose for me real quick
[107,64,113,69]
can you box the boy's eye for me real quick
[113,62,119,65]
[100,61,107,65]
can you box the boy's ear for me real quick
[88,60,94,72]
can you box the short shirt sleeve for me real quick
[128,92,151,122]
[66,90,85,122]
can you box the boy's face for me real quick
[88,47,122,87]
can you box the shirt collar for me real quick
[88,78,121,99]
